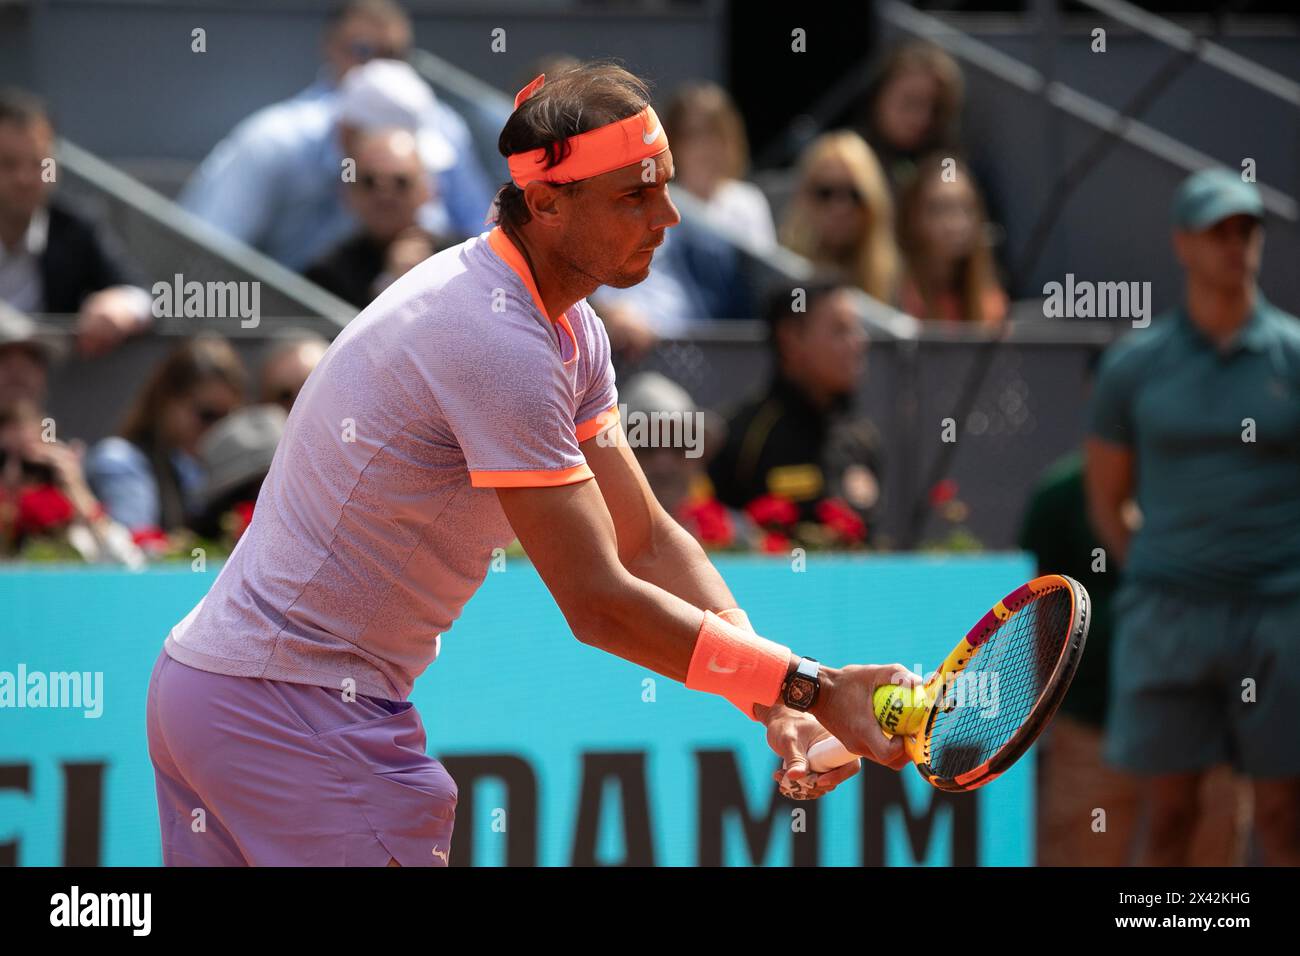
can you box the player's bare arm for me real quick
[496,420,913,788]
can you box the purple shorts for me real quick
[145,649,457,866]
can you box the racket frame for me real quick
[911,573,1090,792]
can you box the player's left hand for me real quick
[759,702,861,800]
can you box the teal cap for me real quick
[1172,168,1264,231]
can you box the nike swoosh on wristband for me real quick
[707,657,738,674]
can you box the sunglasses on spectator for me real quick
[808,182,865,207]
[194,404,230,427]
[359,173,415,194]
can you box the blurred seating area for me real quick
[1,0,1296,564]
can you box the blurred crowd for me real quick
[0,0,1013,567]
[1,0,1012,566]
[1,0,1295,867]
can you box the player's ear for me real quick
[523,181,565,229]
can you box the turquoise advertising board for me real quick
[0,554,1035,866]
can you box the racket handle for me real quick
[805,685,928,772]
[807,736,858,772]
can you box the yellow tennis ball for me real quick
[873,683,928,737]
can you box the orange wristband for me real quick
[686,609,790,722]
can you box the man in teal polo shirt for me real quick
[1085,168,1300,866]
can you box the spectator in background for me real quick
[258,331,329,413]
[295,0,413,104]
[663,82,776,251]
[180,56,493,270]
[0,88,152,357]
[896,154,1006,325]
[619,371,739,550]
[853,41,964,196]
[0,305,59,408]
[1085,169,1300,866]
[85,336,245,542]
[779,132,900,303]
[1019,350,1248,866]
[0,398,141,564]
[191,404,287,545]
[708,280,883,547]
[305,129,452,308]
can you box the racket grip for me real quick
[807,736,858,772]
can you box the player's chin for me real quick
[603,262,654,288]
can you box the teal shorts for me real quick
[1104,580,1300,778]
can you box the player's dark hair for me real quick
[493,62,652,234]
[763,277,850,360]
[0,87,51,131]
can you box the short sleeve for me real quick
[437,329,594,489]
[574,300,621,443]
[1087,345,1139,447]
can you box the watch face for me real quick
[786,676,816,709]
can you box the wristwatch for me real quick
[781,657,821,711]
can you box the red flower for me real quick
[676,497,734,547]
[745,493,799,529]
[131,526,171,553]
[231,500,256,541]
[760,531,791,554]
[815,497,867,543]
[929,479,959,507]
[16,485,75,534]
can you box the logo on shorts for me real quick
[432,846,449,864]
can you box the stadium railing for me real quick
[35,308,1123,553]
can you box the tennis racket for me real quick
[807,574,1090,792]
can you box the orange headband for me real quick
[506,73,669,188]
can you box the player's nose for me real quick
[653,189,682,232]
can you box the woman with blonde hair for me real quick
[780,131,900,302]
[896,154,1007,326]
[663,81,776,249]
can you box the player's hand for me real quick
[759,703,861,800]
[812,663,924,771]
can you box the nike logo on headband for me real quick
[642,121,661,146]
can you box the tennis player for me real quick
[146,63,916,867]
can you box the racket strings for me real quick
[926,588,1073,780]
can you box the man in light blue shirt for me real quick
[180,54,495,271]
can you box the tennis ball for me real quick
[873,683,928,737]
